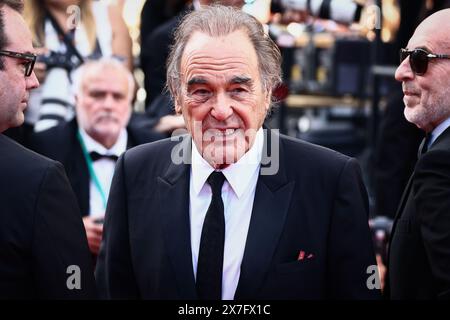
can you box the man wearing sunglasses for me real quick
[0,0,96,298]
[387,8,450,299]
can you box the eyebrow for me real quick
[187,77,208,86]
[230,76,252,85]
[186,75,254,87]
[88,88,125,95]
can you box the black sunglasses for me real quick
[400,48,450,76]
[0,50,37,77]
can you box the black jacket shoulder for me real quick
[0,133,60,176]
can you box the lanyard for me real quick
[77,131,107,209]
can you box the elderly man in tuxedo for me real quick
[387,8,450,299]
[96,5,379,300]
[0,0,96,298]
[31,58,162,256]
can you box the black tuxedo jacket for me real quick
[387,126,450,299]
[96,131,379,299]
[0,134,96,299]
[30,116,163,216]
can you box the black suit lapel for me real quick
[387,170,414,273]
[393,173,414,222]
[157,136,197,299]
[235,130,295,299]
[63,121,90,216]
[392,126,450,225]
[68,142,90,216]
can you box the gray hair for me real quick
[166,5,282,106]
[72,57,135,102]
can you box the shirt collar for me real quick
[191,128,263,198]
[78,127,128,157]
[429,116,450,148]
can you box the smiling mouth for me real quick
[97,115,116,122]
[206,128,238,137]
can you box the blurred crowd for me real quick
[2,0,450,300]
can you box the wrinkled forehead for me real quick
[180,30,259,82]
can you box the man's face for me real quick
[176,30,270,168]
[0,6,39,132]
[395,19,450,132]
[76,66,131,143]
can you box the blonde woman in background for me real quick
[23,0,132,133]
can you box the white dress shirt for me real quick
[428,117,450,149]
[189,128,263,300]
[78,128,128,219]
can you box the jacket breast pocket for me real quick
[274,259,316,274]
[259,259,323,299]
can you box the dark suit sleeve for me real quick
[414,149,450,299]
[32,161,97,299]
[327,158,381,299]
[96,155,140,299]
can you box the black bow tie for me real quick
[89,151,119,162]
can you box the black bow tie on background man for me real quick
[89,151,119,162]
[196,171,226,300]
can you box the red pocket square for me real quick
[297,250,314,261]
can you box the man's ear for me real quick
[174,97,183,115]
[264,89,272,111]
